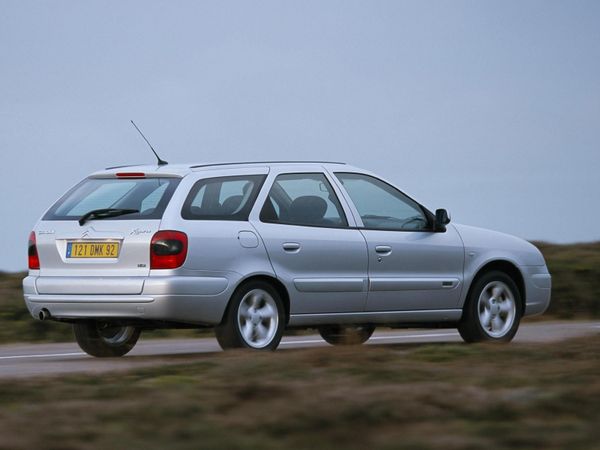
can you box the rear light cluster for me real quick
[28,231,40,270]
[150,231,188,269]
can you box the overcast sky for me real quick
[1,1,599,271]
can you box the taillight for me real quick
[28,231,40,270]
[150,231,188,269]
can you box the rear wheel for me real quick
[73,321,140,357]
[215,281,285,351]
[458,271,522,343]
[319,324,375,345]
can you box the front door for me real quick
[332,172,464,311]
[251,172,368,314]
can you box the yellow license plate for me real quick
[67,242,120,258]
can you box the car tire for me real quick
[215,281,285,351]
[73,321,140,357]
[458,271,522,343]
[318,324,376,345]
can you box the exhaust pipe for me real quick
[38,309,51,321]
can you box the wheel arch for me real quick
[227,274,291,325]
[464,260,526,316]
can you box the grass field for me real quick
[533,241,600,318]
[0,241,598,343]
[0,335,599,449]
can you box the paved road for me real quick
[0,321,598,379]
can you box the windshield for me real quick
[43,177,180,221]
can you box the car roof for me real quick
[92,161,359,178]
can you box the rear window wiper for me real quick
[79,208,140,226]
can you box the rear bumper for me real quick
[522,266,552,316]
[23,275,235,325]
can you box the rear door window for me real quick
[260,173,348,228]
[43,177,181,221]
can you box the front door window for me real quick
[335,173,428,231]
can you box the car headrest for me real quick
[288,195,328,225]
[220,195,244,215]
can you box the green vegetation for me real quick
[534,241,600,318]
[1,241,599,344]
[1,335,599,449]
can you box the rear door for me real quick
[34,174,180,294]
[250,169,368,314]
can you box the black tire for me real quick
[73,321,140,357]
[215,281,285,351]
[318,324,376,346]
[458,270,522,343]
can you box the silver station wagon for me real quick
[23,161,551,357]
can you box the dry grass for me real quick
[0,335,599,449]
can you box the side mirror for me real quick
[434,208,451,232]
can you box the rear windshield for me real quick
[43,177,181,221]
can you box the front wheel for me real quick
[458,271,522,343]
[73,321,140,357]
[215,281,285,351]
[319,324,375,345]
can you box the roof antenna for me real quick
[130,120,168,166]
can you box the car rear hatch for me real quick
[33,172,181,295]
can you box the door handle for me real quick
[375,245,392,255]
[282,242,301,252]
